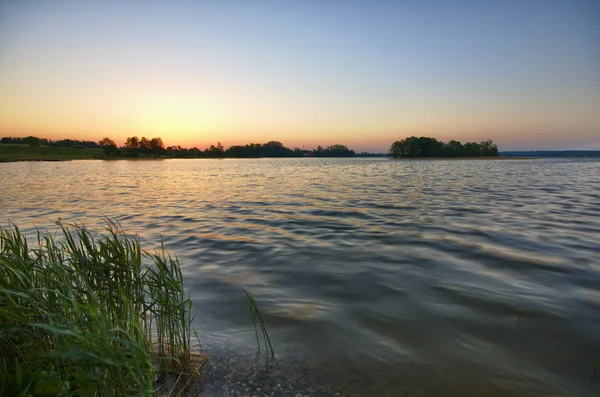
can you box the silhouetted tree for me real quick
[226,144,255,158]
[444,140,464,157]
[479,139,499,156]
[51,139,98,148]
[98,137,118,157]
[124,136,140,157]
[1,137,23,144]
[463,142,481,157]
[189,147,202,157]
[321,144,355,157]
[149,137,165,157]
[138,137,151,156]
[390,137,423,157]
[262,141,294,157]
[22,136,41,147]
[205,142,225,158]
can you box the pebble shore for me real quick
[199,344,349,397]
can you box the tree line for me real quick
[389,137,499,158]
[1,135,359,158]
[2,134,500,159]
[1,136,99,149]
[98,137,357,158]
[129,139,356,158]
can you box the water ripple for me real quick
[1,158,599,396]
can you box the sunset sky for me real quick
[0,0,598,152]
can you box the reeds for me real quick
[0,221,200,396]
[245,290,275,363]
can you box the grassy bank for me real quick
[0,221,205,396]
[0,144,106,161]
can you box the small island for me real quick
[389,137,499,158]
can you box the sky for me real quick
[0,0,598,152]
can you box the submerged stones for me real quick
[199,344,348,397]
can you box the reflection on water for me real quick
[1,158,599,396]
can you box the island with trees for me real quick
[389,137,499,158]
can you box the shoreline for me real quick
[389,156,536,160]
[9,156,600,163]
[2,158,72,162]
[0,156,539,163]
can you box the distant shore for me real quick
[1,155,536,163]
[5,143,598,163]
[1,158,72,162]
[0,155,542,163]
[0,144,360,162]
[390,156,535,160]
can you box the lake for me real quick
[1,158,599,396]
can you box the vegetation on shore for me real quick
[104,137,359,158]
[2,134,514,161]
[1,136,100,149]
[0,221,203,396]
[1,135,362,160]
[389,137,499,158]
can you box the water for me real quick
[1,158,599,396]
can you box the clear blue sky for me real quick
[0,0,598,151]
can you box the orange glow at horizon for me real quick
[1,67,598,152]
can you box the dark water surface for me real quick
[1,158,599,396]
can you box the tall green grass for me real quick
[245,290,275,363]
[0,221,199,396]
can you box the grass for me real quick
[245,290,275,363]
[0,144,106,161]
[0,221,203,396]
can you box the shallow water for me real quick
[1,158,599,396]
